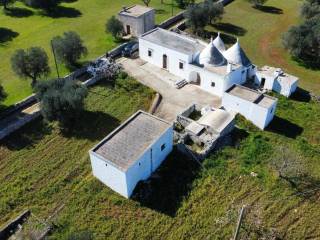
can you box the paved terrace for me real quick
[117,57,221,122]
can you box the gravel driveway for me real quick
[118,57,221,122]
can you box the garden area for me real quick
[0,0,182,107]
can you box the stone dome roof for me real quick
[198,38,226,66]
[223,39,251,67]
[212,32,226,52]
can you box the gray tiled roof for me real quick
[92,111,171,171]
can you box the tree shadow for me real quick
[201,30,236,45]
[4,7,34,18]
[155,9,167,14]
[292,55,320,71]
[211,22,247,36]
[44,6,82,18]
[132,148,200,217]
[266,116,303,139]
[0,27,19,44]
[0,118,53,151]
[61,110,120,141]
[253,5,283,14]
[290,87,311,103]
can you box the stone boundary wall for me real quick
[158,11,185,29]
[0,210,31,239]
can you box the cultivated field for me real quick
[0,0,319,239]
[0,0,181,106]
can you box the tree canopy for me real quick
[249,0,268,8]
[283,15,320,68]
[175,0,194,9]
[52,31,87,67]
[106,16,123,39]
[283,0,320,68]
[11,47,50,87]
[35,78,88,131]
[204,0,224,24]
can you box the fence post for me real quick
[233,205,246,240]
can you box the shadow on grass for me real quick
[212,22,247,36]
[61,110,120,141]
[155,9,167,14]
[253,5,283,14]
[201,30,236,45]
[290,87,311,103]
[266,116,303,139]
[4,7,34,18]
[132,148,200,217]
[44,6,82,18]
[0,27,19,44]
[0,118,53,151]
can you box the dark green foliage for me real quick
[24,0,61,11]
[301,0,320,19]
[204,0,224,24]
[283,15,320,68]
[174,0,194,9]
[184,4,209,34]
[11,47,50,87]
[106,16,123,39]
[52,31,87,67]
[0,0,15,10]
[35,78,88,131]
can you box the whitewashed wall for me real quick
[89,152,128,197]
[139,38,192,80]
[125,126,173,197]
[222,92,277,129]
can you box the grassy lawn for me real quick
[205,0,320,95]
[0,0,181,106]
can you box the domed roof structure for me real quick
[198,38,226,66]
[223,39,251,67]
[212,32,226,52]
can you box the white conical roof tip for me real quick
[223,40,251,67]
[212,32,226,52]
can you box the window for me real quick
[211,82,215,87]
[242,70,245,74]
[139,162,141,166]
[161,144,166,151]
[105,163,108,167]
[148,49,153,57]
[179,61,184,70]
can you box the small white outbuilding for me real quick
[89,111,173,198]
[255,66,299,97]
[222,85,277,129]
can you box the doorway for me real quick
[260,78,266,88]
[163,54,167,69]
[126,25,131,35]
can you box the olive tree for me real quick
[11,47,50,88]
[35,78,88,131]
[52,31,87,67]
[301,0,320,19]
[106,16,123,39]
[204,0,224,24]
[184,3,209,35]
[283,15,320,68]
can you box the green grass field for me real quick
[205,0,320,95]
[0,0,319,239]
[0,0,181,106]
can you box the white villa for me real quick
[139,28,256,97]
[89,111,173,198]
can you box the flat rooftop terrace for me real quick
[226,85,277,108]
[119,5,154,18]
[92,111,171,171]
[140,28,205,55]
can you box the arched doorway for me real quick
[188,71,201,85]
[163,54,167,69]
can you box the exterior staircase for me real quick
[174,79,188,89]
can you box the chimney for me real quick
[227,63,233,73]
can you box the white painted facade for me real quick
[255,66,299,97]
[89,111,173,198]
[139,28,254,97]
[222,85,277,129]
